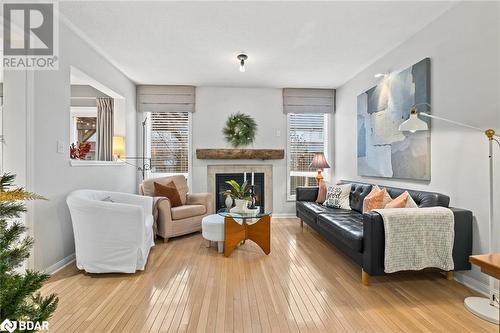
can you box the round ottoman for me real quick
[202,214,224,253]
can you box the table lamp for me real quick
[310,152,330,183]
[112,136,125,159]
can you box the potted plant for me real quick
[224,180,251,212]
[0,174,58,325]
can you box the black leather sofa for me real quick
[295,181,473,284]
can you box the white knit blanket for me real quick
[373,207,455,273]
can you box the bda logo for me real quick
[0,319,17,333]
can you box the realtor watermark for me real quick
[0,318,49,332]
[2,2,59,70]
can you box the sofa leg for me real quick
[361,269,369,286]
[446,271,454,281]
[300,219,303,229]
[205,240,211,248]
[163,237,169,243]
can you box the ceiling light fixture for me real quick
[237,54,248,72]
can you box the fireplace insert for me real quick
[215,173,264,213]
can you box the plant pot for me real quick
[233,199,248,212]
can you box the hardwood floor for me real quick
[42,218,497,332]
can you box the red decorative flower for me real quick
[69,142,92,160]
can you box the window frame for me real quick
[145,112,192,187]
[286,113,330,201]
[69,106,98,161]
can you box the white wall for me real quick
[19,22,138,271]
[335,2,500,292]
[3,71,28,185]
[191,87,295,215]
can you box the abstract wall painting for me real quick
[357,58,431,181]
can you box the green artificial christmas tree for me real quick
[0,174,58,330]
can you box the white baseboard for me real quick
[272,213,297,218]
[455,272,499,299]
[44,254,75,275]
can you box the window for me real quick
[70,107,97,160]
[147,112,191,178]
[287,113,329,200]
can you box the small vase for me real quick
[233,199,247,213]
[225,196,233,209]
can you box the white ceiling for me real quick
[59,1,456,88]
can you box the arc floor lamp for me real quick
[399,103,500,324]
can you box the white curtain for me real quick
[97,97,113,161]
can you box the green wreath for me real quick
[223,112,257,147]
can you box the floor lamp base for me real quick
[464,297,499,324]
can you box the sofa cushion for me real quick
[348,183,373,213]
[297,201,337,223]
[317,211,364,252]
[171,204,206,220]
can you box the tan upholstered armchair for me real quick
[140,175,213,242]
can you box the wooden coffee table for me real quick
[218,209,271,257]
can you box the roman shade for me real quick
[283,88,335,114]
[137,85,195,113]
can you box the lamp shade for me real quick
[310,152,330,170]
[112,136,125,158]
[399,112,429,133]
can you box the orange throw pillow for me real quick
[363,186,391,212]
[316,180,328,204]
[363,186,383,212]
[385,191,410,209]
[154,181,183,207]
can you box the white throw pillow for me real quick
[323,183,352,210]
[406,194,418,208]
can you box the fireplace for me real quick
[207,164,273,214]
[215,173,265,213]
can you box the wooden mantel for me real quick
[196,149,284,160]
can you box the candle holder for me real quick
[247,185,257,209]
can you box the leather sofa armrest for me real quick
[187,192,214,214]
[296,186,319,202]
[449,207,473,271]
[362,211,386,276]
[362,207,474,276]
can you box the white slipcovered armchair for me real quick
[66,190,154,273]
